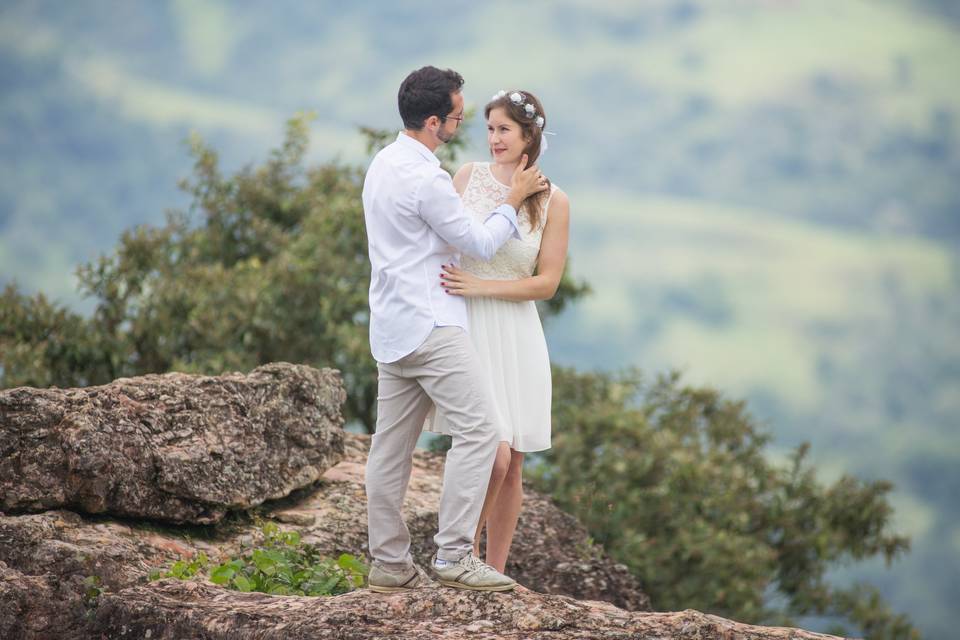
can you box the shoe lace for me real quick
[462,553,496,576]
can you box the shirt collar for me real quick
[396,132,440,166]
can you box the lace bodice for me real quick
[460,163,555,280]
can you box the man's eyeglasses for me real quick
[445,114,464,125]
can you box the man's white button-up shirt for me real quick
[362,133,521,364]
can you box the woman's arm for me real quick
[441,189,570,302]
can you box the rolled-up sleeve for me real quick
[417,170,521,260]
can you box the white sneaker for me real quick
[430,552,516,592]
[367,561,429,593]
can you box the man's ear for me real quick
[425,115,440,131]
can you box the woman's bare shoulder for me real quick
[548,186,569,210]
[452,162,476,193]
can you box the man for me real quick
[363,65,546,592]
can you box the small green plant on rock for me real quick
[82,575,103,607]
[148,551,210,581]
[81,575,104,620]
[149,522,367,597]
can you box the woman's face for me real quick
[487,107,529,165]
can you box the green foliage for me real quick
[148,552,210,581]
[825,584,921,640]
[81,575,103,608]
[149,523,367,597]
[531,366,918,639]
[0,114,588,433]
[81,574,104,620]
[0,284,107,387]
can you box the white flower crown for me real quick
[491,89,545,129]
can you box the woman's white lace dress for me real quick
[426,162,555,452]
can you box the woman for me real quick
[428,89,570,573]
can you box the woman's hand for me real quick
[440,264,489,297]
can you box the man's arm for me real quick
[441,189,571,300]
[418,171,521,261]
[419,154,545,261]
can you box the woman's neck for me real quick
[491,159,520,183]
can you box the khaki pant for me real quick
[365,326,498,569]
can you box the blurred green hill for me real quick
[1,1,957,637]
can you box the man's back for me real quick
[363,134,465,364]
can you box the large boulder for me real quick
[0,363,345,523]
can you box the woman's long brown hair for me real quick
[485,91,551,230]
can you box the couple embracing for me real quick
[363,65,570,592]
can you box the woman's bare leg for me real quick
[473,441,512,557]
[484,449,525,572]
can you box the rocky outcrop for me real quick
[0,432,650,639]
[0,364,843,639]
[0,363,345,523]
[90,580,843,640]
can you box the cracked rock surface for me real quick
[0,362,345,523]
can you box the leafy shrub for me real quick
[149,522,367,597]
[532,366,918,639]
[148,552,210,581]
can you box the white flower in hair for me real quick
[535,115,545,128]
[524,103,536,116]
[491,89,506,101]
[509,92,523,104]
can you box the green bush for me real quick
[532,366,918,639]
[149,522,367,597]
